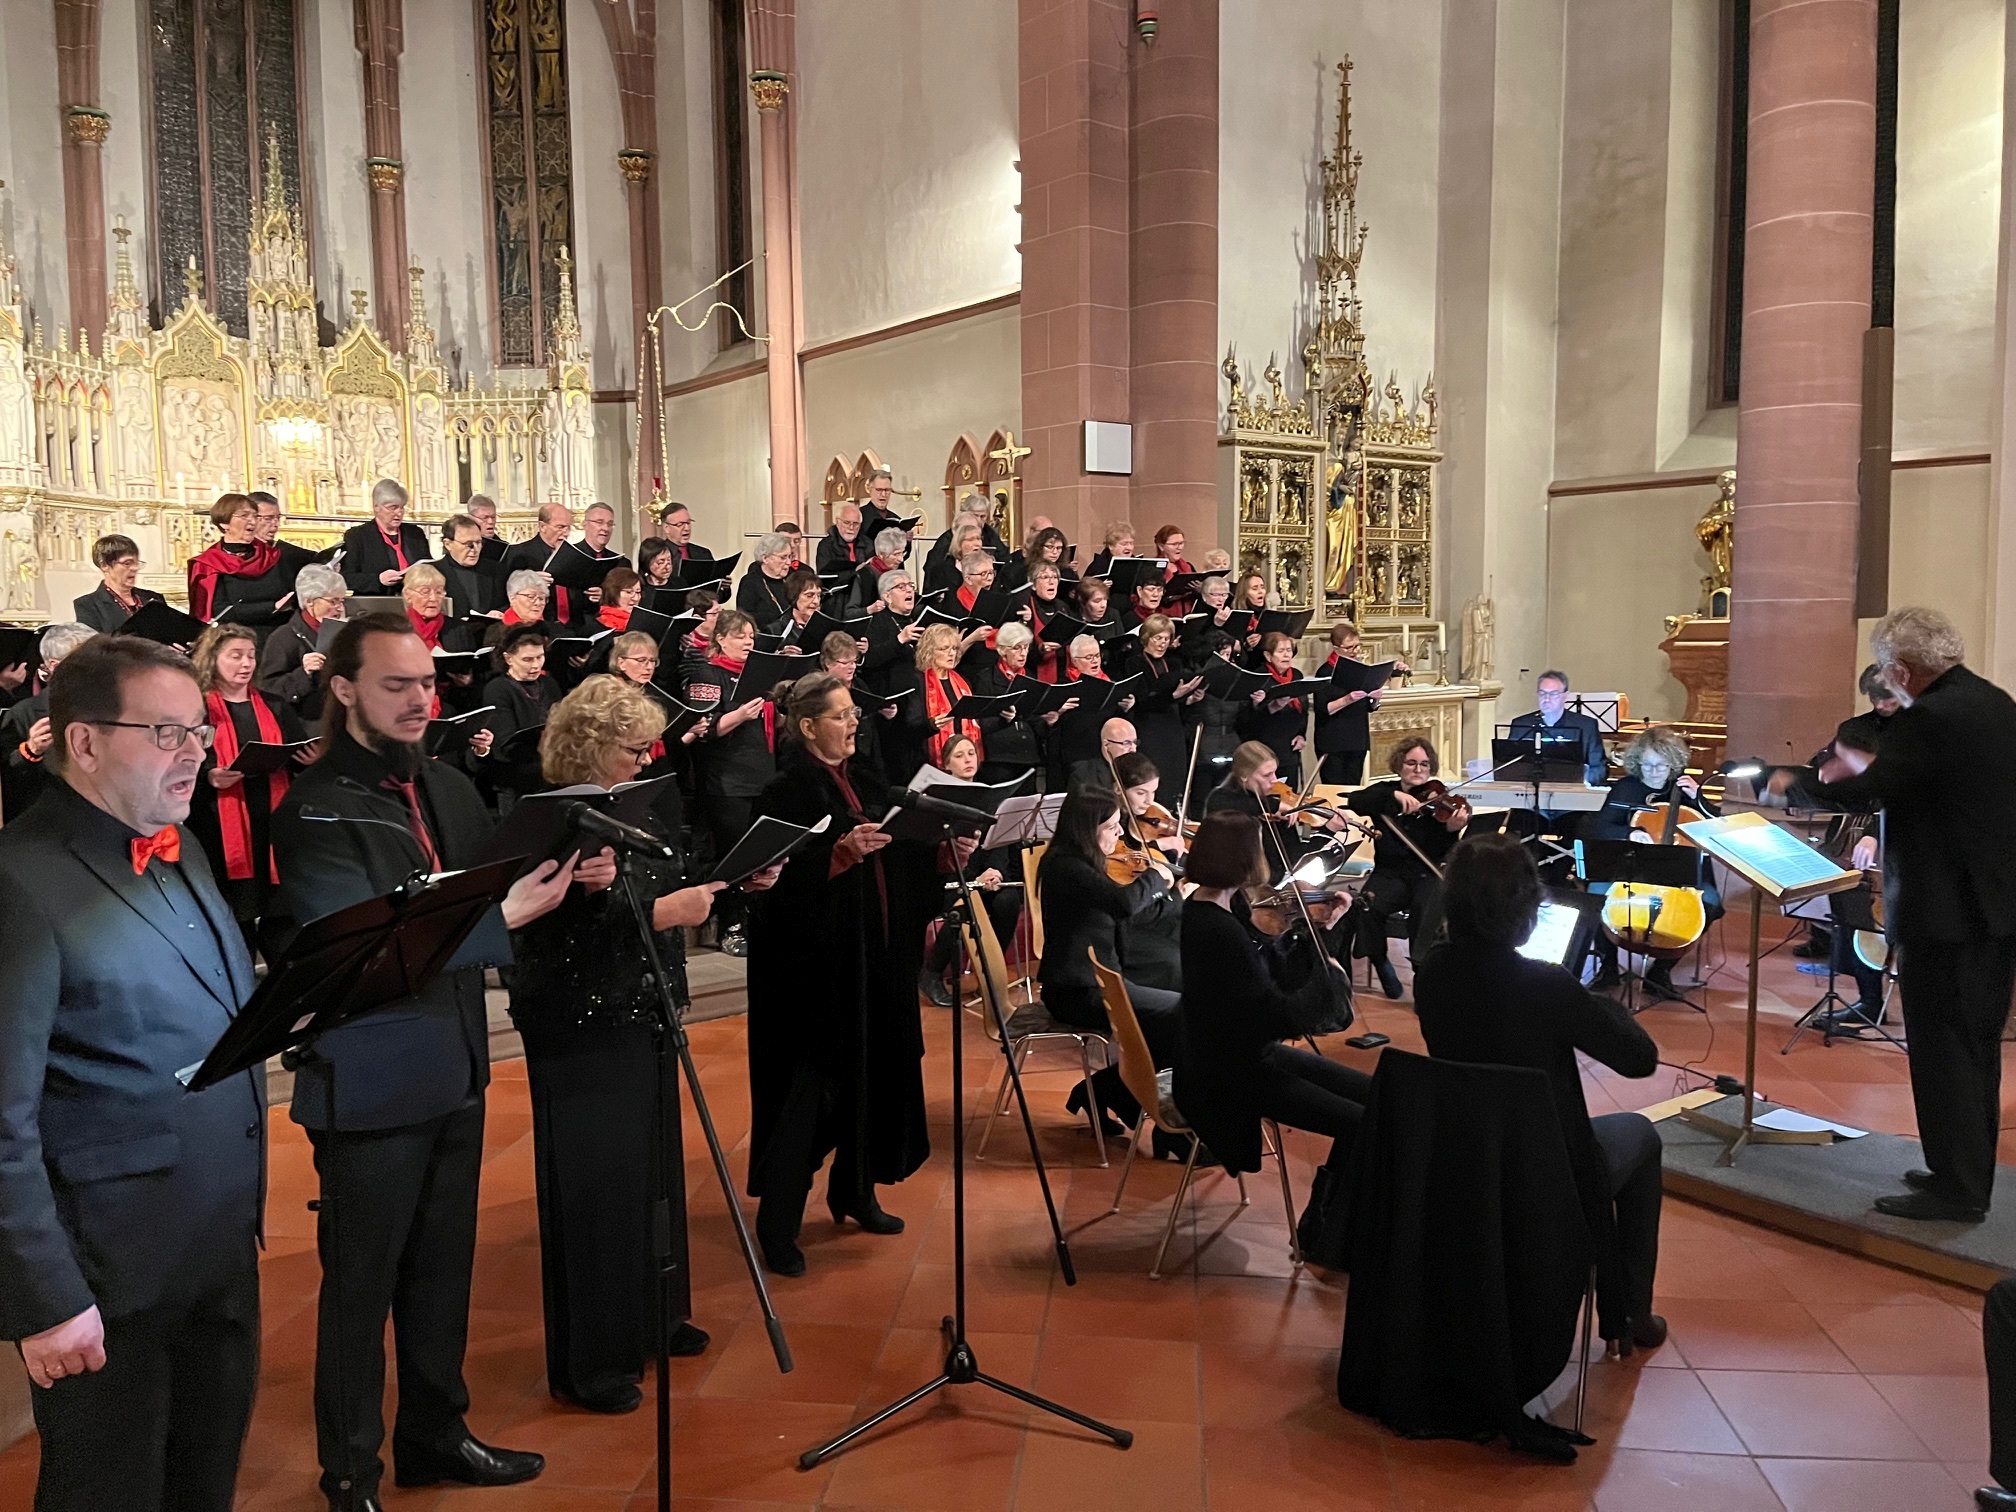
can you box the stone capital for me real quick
[65,106,110,146]
[366,156,403,192]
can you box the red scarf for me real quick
[407,609,444,648]
[1030,601,1061,682]
[205,689,286,881]
[954,586,998,651]
[379,527,411,570]
[501,607,528,627]
[709,654,777,750]
[924,668,980,766]
[1267,662,1303,713]
[599,604,631,633]
[187,540,282,621]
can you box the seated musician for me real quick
[1415,833,1667,1358]
[1175,812,1369,1244]
[1582,726,1721,1000]
[1068,715,1137,793]
[915,733,1025,1009]
[1817,721,1889,1034]
[1036,785,1183,1137]
[1347,737,1470,1000]
[1507,669,1608,787]
[1795,664,1895,963]
[1111,751,1185,989]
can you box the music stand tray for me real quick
[1674,813,1863,1164]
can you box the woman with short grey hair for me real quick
[736,532,798,633]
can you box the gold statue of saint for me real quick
[1324,455,1359,596]
[1695,468,1735,614]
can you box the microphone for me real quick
[890,787,997,830]
[563,800,678,859]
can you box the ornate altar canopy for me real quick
[0,139,601,622]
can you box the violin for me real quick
[1139,801,1195,843]
[1105,844,1151,885]
[1402,779,1470,823]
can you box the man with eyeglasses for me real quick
[1069,716,1138,791]
[431,514,505,619]
[0,635,266,1510]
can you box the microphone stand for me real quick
[799,821,1130,1469]
[608,847,795,1512]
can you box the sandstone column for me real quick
[1128,0,1218,549]
[1018,0,1132,548]
[354,0,409,350]
[55,0,107,342]
[596,0,665,521]
[1727,0,1877,761]
[749,0,806,526]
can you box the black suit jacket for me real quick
[436,555,504,617]
[272,732,514,1131]
[0,781,263,1338]
[71,583,165,633]
[1798,664,2016,942]
[1506,707,1608,785]
[340,520,431,595]
[254,610,327,723]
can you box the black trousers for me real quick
[1897,933,2016,1212]
[1986,1277,2016,1489]
[924,887,1025,977]
[27,1249,260,1512]
[1253,1043,1373,1172]
[706,795,754,935]
[1355,867,1442,966]
[752,1062,872,1251]
[521,1020,689,1403]
[1318,750,1366,786]
[307,1098,485,1499]
[1047,980,1182,1126]
[1591,1111,1664,1325]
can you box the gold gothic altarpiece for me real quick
[1217,59,1498,776]
[0,145,601,624]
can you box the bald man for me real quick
[499,504,579,623]
[1070,718,1138,791]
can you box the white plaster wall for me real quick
[651,0,727,387]
[0,0,71,334]
[802,302,1020,525]
[662,371,772,543]
[1878,462,1992,661]
[795,0,1021,346]
[402,0,491,381]
[1656,0,1720,463]
[1893,0,2003,454]
[1219,0,1441,403]
[301,0,373,325]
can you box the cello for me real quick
[1598,787,1709,959]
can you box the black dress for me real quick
[1238,671,1310,788]
[744,746,936,1253]
[1126,652,1191,797]
[477,672,560,808]
[186,693,307,958]
[507,806,696,1405]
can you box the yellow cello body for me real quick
[1600,882,1708,960]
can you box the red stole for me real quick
[955,586,998,651]
[407,609,445,648]
[1030,601,1061,682]
[924,668,980,765]
[1267,662,1303,713]
[709,655,777,750]
[599,604,631,633]
[187,540,282,621]
[205,690,286,881]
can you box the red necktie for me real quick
[380,777,443,872]
[382,530,409,570]
[130,826,181,875]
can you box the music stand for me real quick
[798,798,1130,1470]
[1675,813,1863,1165]
[1578,840,1710,1016]
[185,860,523,1508]
[1780,880,1904,1055]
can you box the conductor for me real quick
[0,636,266,1510]
[1764,607,2016,1222]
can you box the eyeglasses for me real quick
[817,706,865,725]
[90,719,215,751]
[619,743,655,761]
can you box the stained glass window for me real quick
[481,0,576,368]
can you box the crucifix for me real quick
[987,432,1031,471]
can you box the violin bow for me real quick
[1378,811,1450,880]
[1176,724,1204,832]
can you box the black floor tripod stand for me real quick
[799,828,1131,1469]
[613,852,794,1512]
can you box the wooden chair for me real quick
[1090,951,1299,1279]
[966,904,1114,1166]
[1016,842,1048,1002]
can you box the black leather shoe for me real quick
[918,967,955,1008]
[554,1381,643,1414]
[829,1191,905,1234]
[1975,1486,2016,1509]
[670,1320,711,1356]
[761,1239,806,1277]
[393,1434,545,1489]
[1374,960,1404,999]
[1630,1313,1669,1350]
[1903,1168,1937,1191]
[1874,1190,1987,1223]
[325,1494,382,1512]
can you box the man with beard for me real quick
[273,614,611,1510]
[0,635,267,1511]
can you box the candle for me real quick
[174,472,186,510]
[1401,626,1411,657]
[1437,622,1447,657]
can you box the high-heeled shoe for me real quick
[1064,1082,1129,1141]
[828,1190,905,1234]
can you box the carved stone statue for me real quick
[1324,454,1359,596]
[1460,594,1495,685]
[1695,468,1735,615]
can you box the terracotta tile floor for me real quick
[0,912,2008,1510]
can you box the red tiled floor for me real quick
[1,938,2007,1510]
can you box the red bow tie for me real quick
[130,826,181,875]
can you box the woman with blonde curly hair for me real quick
[906,621,981,769]
[186,620,313,956]
[1584,725,1720,997]
[508,674,776,1412]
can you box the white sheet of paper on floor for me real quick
[1752,1107,1868,1139]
